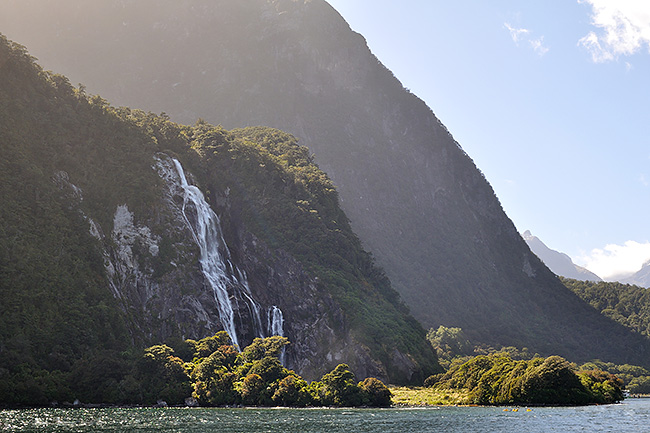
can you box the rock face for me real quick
[523,231,602,282]
[38,151,402,381]
[90,152,395,380]
[3,0,650,366]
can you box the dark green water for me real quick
[3,399,650,432]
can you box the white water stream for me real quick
[269,305,286,363]
[171,158,241,348]
[155,155,285,352]
[269,306,284,337]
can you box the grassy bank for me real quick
[389,386,470,406]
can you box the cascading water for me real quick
[269,306,284,337]
[231,264,266,338]
[170,158,241,348]
[269,305,286,364]
[154,154,285,352]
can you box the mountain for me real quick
[2,0,650,367]
[623,262,650,288]
[0,35,440,404]
[523,231,602,281]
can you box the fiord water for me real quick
[3,399,650,432]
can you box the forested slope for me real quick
[0,34,438,405]
[562,277,650,338]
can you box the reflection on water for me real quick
[2,399,650,433]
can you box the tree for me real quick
[517,356,589,405]
[320,364,364,407]
[137,345,192,405]
[578,370,624,404]
[239,373,266,406]
[272,375,313,407]
[248,356,286,384]
[241,336,289,362]
[427,326,473,362]
[359,377,392,407]
[194,332,232,359]
[192,363,239,406]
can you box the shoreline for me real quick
[3,391,645,411]
[388,386,631,408]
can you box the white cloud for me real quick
[505,23,530,44]
[578,0,650,62]
[530,37,550,56]
[640,174,649,187]
[577,240,650,280]
[504,22,549,56]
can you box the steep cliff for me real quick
[2,0,648,364]
[0,34,438,405]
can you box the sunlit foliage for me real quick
[431,353,623,405]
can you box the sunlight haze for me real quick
[326,0,650,281]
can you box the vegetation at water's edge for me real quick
[0,333,392,408]
[389,386,470,406]
[422,326,624,405]
[142,336,625,408]
[180,333,392,408]
[576,360,650,395]
[427,353,623,405]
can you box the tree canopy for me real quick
[429,353,623,406]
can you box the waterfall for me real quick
[154,154,284,350]
[231,264,266,338]
[269,306,284,337]
[269,306,285,364]
[171,159,241,348]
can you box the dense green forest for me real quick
[2,332,392,408]
[0,36,138,406]
[427,324,650,395]
[562,277,650,338]
[427,353,623,405]
[140,333,392,408]
[0,33,440,405]
[425,326,625,405]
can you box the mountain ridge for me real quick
[623,261,650,288]
[2,0,650,369]
[523,230,602,282]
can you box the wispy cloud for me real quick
[530,37,550,56]
[578,0,650,62]
[504,22,549,56]
[640,174,649,187]
[505,23,530,44]
[578,240,650,280]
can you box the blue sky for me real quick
[326,0,650,280]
